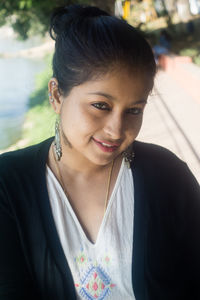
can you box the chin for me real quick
[89,152,120,166]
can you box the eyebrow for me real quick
[87,92,147,104]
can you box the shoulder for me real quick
[132,140,184,167]
[132,140,199,186]
[132,142,200,219]
[0,137,54,217]
[0,137,54,182]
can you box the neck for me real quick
[49,141,121,180]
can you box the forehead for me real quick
[71,69,153,102]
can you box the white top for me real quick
[46,159,136,300]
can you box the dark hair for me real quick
[49,4,156,96]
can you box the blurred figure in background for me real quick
[153,29,172,63]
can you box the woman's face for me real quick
[56,69,152,166]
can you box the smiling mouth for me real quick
[101,142,115,148]
[93,137,120,147]
[92,137,120,152]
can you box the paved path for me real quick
[137,70,200,183]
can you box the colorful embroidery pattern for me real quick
[74,251,116,300]
[103,255,110,266]
[75,265,115,300]
[75,253,88,266]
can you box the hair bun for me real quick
[50,4,109,40]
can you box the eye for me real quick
[126,107,143,115]
[91,102,110,111]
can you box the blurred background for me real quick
[0,0,199,182]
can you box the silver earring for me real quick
[53,117,62,161]
[49,92,54,103]
[123,148,135,168]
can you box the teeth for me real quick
[102,143,113,147]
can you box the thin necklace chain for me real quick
[104,159,114,214]
[51,144,114,215]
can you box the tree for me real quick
[0,0,115,40]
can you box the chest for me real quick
[46,160,133,244]
[66,180,116,243]
[46,166,135,299]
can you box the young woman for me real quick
[0,5,200,300]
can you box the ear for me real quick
[48,78,63,114]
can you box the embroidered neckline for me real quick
[46,158,126,247]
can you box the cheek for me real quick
[135,114,144,132]
[61,104,100,138]
[125,114,143,138]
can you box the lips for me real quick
[92,137,120,153]
[93,138,120,147]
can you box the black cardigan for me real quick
[0,136,200,300]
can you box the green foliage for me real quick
[194,55,200,66]
[19,0,33,10]
[21,54,56,147]
[0,8,7,26]
[0,0,111,40]
[12,14,32,40]
[23,103,56,146]
[179,48,200,66]
[179,48,199,57]
[0,0,79,39]
[28,56,52,108]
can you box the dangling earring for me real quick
[123,147,135,168]
[49,92,54,103]
[53,117,62,161]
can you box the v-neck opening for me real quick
[46,158,125,247]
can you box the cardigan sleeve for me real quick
[180,163,200,295]
[132,142,200,298]
[0,180,37,300]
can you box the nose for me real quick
[103,112,124,140]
